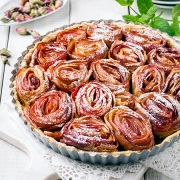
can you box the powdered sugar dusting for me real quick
[89,23,119,42]
[13,20,180,159]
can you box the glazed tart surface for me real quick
[11,20,180,164]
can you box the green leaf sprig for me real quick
[116,0,180,36]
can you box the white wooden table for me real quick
[0,0,174,179]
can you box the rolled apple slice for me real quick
[47,60,92,92]
[67,39,108,64]
[73,81,115,117]
[30,42,67,70]
[132,64,166,96]
[104,106,154,151]
[124,28,166,52]
[90,59,130,92]
[113,90,136,108]
[148,47,180,73]
[87,22,123,47]
[164,67,180,101]
[135,92,180,138]
[16,66,50,105]
[56,26,87,46]
[24,90,75,130]
[108,40,147,72]
[60,115,118,151]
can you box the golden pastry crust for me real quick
[11,20,180,159]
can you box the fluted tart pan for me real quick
[10,20,180,164]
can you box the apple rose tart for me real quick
[73,81,115,117]
[90,59,130,92]
[108,41,147,72]
[56,26,87,46]
[67,39,108,63]
[124,28,166,52]
[104,106,154,151]
[148,47,180,72]
[12,20,180,164]
[16,66,50,105]
[164,68,180,101]
[59,116,118,151]
[47,60,92,92]
[30,42,67,70]
[132,64,166,96]
[135,92,180,138]
[24,90,75,130]
[87,22,123,47]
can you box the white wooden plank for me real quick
[144,168,173,180]
[0,26,9,102]
[70,0,128,23]
[0,0,69,109]
[0,138,30,180]
[0,1,69,179]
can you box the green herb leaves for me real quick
[172,4,180,18]
[172,4,180,36]
[172,17,180,36]
[137,0,153,15]
[150,17,174,36]
[116,0,180,36]
[122,15,138,22]
[115,0,134,6]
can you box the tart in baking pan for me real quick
[11,20,180,164]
